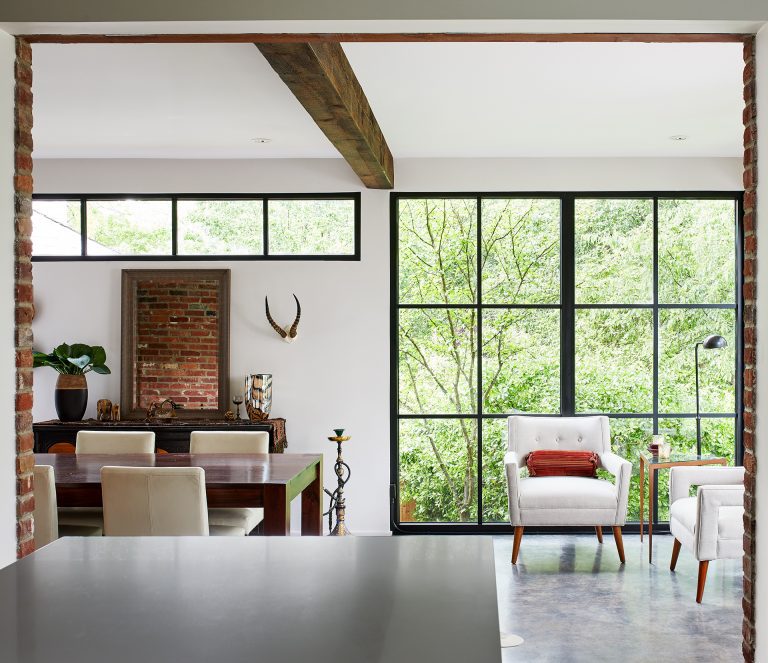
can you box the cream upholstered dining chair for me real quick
[505,415,632,565]
[190,430,270,454]
[75,430,155,454]
[33,465,103,548]
[58,430,157,531]
[668,465,745,603]
[189,430,269,535]
[101,466,244,536]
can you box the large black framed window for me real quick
[391,192,743,532]
[31,193,361,261]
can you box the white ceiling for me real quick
[344,42,744,158]
[31,41,744,159]
[32,43,339,159]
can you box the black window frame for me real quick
[390,190,744,534]
[31,192,362,261]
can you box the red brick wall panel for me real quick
[14,38,34,558]
[135,279,220,409]
[742,36,757,663]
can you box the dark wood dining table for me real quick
[35,452,323,536]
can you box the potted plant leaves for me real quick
[32,343,111,421]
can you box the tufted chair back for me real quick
[508,415,610,462]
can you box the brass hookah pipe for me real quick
[323,429,352,536]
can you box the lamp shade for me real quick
[702,334,727,349]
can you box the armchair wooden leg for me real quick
[511,526,524,564]
[696,561,709,603]
[595,526,603,543]
[612,526,626,564]
[670,538,682,571]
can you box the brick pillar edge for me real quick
[742,35,757,663]
[14,37,34,559]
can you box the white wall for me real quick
[0,30,16,568]
[31,156,742,535]
[34,156,742,195]
[753,23,768,663]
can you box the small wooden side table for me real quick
[639,450,727,563]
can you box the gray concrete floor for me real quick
[494,533,742,663]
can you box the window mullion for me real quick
[652,197,661,526]
[561,195,576,415]
[80,197,87,257]
[476,196,483,526]
[171,198,178,256]
[263,198,269,256]
[653,197,659,436]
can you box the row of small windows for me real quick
[32,195,360,260]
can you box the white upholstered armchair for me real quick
[668,465,744,603]
[505,415,631,564]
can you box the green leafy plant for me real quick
[33,343,111,375]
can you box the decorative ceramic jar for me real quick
[245,374,273,420]
[55,374,88,421]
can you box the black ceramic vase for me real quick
[54,374,88,421]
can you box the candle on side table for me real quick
[649,434,665,456]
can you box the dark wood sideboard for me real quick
[33,418,288,454]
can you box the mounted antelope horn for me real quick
[265,294,302,342]
[265,297,287,339]
[288,294,301,339]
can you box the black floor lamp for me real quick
[695,334,727,455]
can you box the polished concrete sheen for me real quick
[0,536,502,663]
[495,534,742,663]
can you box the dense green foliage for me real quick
[87,200,172,255]
[269,199,355,255]
[179,199,356,255]
[178,200,264,255]
[397,197,738,524]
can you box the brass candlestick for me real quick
[324,430,351,536]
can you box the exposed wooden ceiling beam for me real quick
[256,41,394,189]
[23,32,749,44]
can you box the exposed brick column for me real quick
[14,38,34,559]
[742,36,757,663]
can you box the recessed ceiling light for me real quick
[251,137,272,144]
[669,135,688,141]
